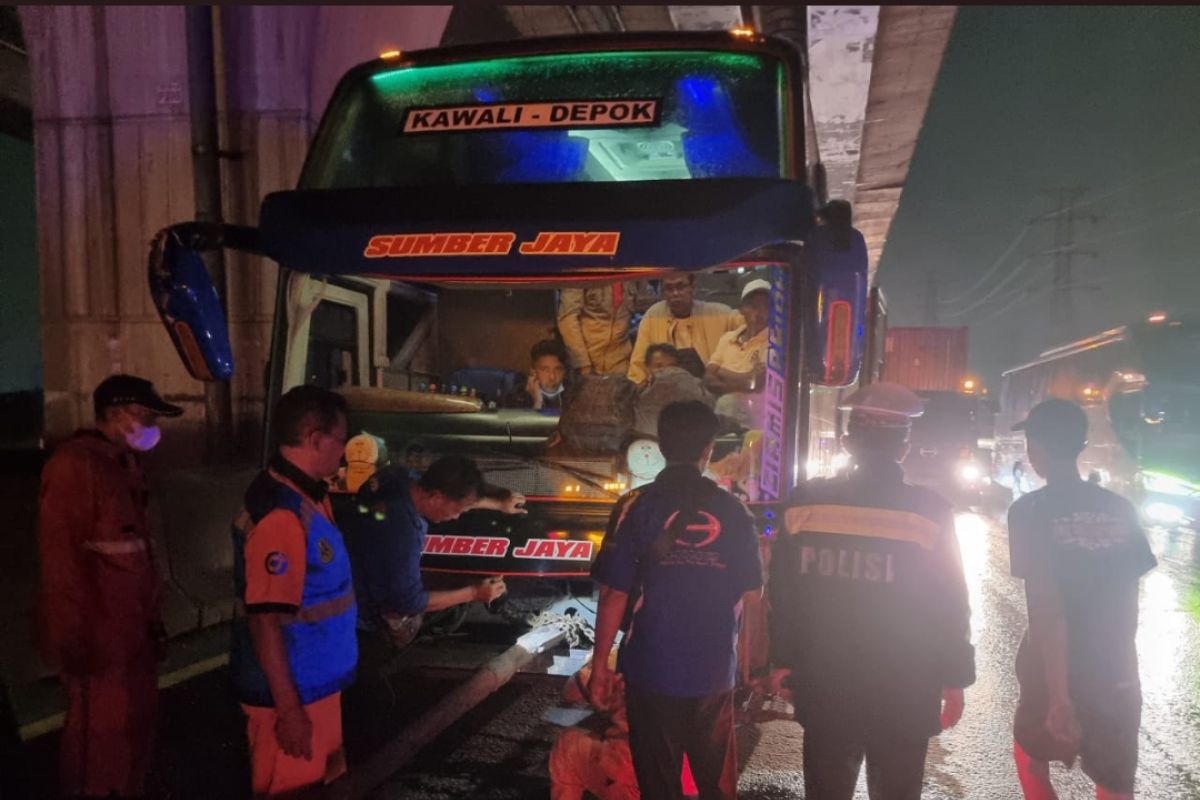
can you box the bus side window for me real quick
[307,301,359,389]
[382,287,438,390]
[283,276,372,391]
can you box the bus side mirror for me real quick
[147,224,237,381]
[805,225,869,387]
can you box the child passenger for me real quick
[632,344,712,438]
[510,339,571,411]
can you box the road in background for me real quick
[10,507,1200,798]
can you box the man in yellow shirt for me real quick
[557,281,656,377]
[627,273,739,386]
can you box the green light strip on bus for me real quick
[370,50,771,89]
[1142,470,1200,496]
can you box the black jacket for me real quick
[769,460,975,738]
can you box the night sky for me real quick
[878,6,1200,386]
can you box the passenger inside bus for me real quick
[556,280,657,377]
[633,344,713,439]
[293,266,779,505]
[705,279,771,430]
[627,273,740,386]
[505,339,573,411]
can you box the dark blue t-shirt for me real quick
[591,465,763,697]
[1008,479,1156,694]
[338,466,429,626]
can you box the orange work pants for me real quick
[243,692,346,798]
[61,663,159,797]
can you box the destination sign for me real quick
[402,99,660,133]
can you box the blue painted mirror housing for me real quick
[148,227,235,382]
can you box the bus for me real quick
[995,314,1200,527]
[147,32,870,594]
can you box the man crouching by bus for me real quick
[339,455,521,649]
[230,386,358,798]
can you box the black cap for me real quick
[93,374,184,418]
[1013,398,1087,453]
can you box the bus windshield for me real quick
[302,48,788,189]
[285,264,790,505]
[1140,323,1200,391]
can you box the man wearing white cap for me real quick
[768,382,975,799]
[705,279,771,430]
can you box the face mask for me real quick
[125,422,162,452]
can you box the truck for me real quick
[882,326,994,505]
[882,326,969,391]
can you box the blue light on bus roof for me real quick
[468,86,588,182]
[676,75,774,178]
[495,131,588,183]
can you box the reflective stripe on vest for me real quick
[784,504,940,550]
[82,538,148,555]
[235,590,355,624]
[231,478,358,707]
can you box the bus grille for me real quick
[475,457,619,500]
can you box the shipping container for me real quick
[882,326,969,391]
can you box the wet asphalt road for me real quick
[19,511,1200,798]
[377,510,1200,799]
[736,511,1200,800]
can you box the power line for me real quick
[958,202,1199,320]
[943,255,1035,318]
[1043,205,1200,255]
[1037,188,1100,341]
[980,282,1045,322]
[939,222,1032,306]
[937,163,1200,310]
[1057,155,1200,214]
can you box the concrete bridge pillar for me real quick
[18,4,451,459]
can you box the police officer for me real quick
[768,382,975,800]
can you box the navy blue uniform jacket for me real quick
[769,460,975,739]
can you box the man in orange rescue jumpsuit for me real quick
[37,374,182,798]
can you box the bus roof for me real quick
[256,31,813,280]
[1001,326,1129,378]
[258,178,813,279]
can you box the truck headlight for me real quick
[957,462,983,484]
[1142,471,1198,497]
[1144,501,1185,526]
